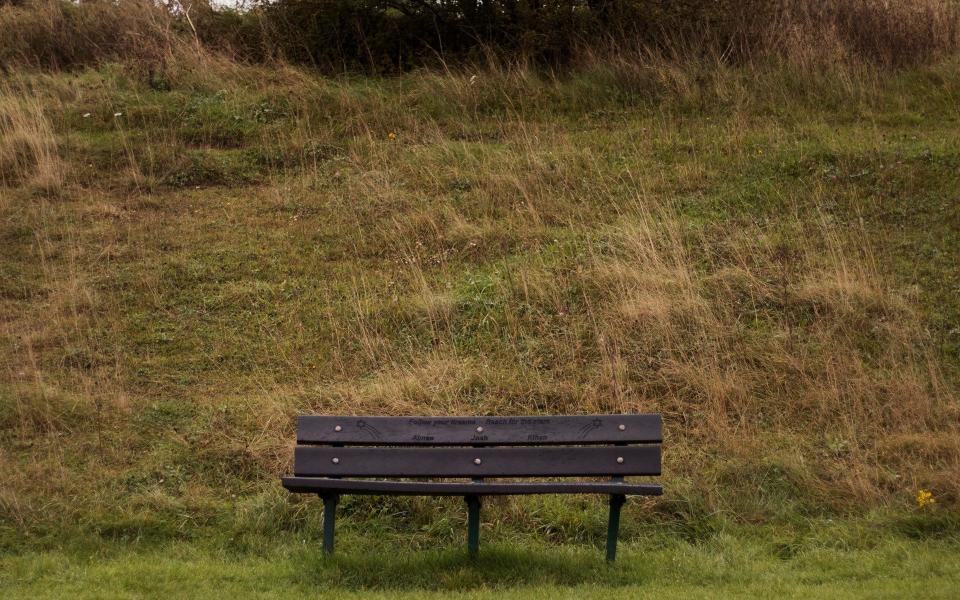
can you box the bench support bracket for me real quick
[465,495,481,557]
[321,493,339,554]
[606,494,626,562]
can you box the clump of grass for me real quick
[775,0,960,66]
[0,0,187,72]
[637,0,960,67]
[0,88,62,193]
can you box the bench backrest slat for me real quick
[293,446,661,478]
[297,414,661,446]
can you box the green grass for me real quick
[4,528,959,598]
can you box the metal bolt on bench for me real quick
[282,414,663,560]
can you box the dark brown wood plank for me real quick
[297,414,662,446]
[282,477,663,496]
[293,445,661,477]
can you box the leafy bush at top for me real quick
[2,0,958,75]
[253,0,960,71]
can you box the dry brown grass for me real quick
[2,0,958,75]
[585,204,957,506]
[0,0,183,71]
[773,0,960,66]
[579,0,960,75]
[0,88,62,193]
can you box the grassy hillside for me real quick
[3,53,958,541]
[2,17,960,595]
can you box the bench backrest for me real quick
[293,415,662,478]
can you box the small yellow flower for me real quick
[916,489,935,508]
[388,132,397,140]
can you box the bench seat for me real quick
[282,477,663,496]
[282,414,663,560]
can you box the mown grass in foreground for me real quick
[3,526,959,599]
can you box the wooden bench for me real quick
[281,414,662,561]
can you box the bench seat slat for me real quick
[297,414,662,446]
[282,477,664,496]
[294,445,661,477]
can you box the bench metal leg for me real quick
[465,495,481,557]
[321,494,339,554]
[606,494,625,562]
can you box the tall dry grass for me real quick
[0,88,62,192]
[589,204,956,508]
[1,0,958,74]
[649,0,960,66]
[775,0,960,66]
[0,0,208,74]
